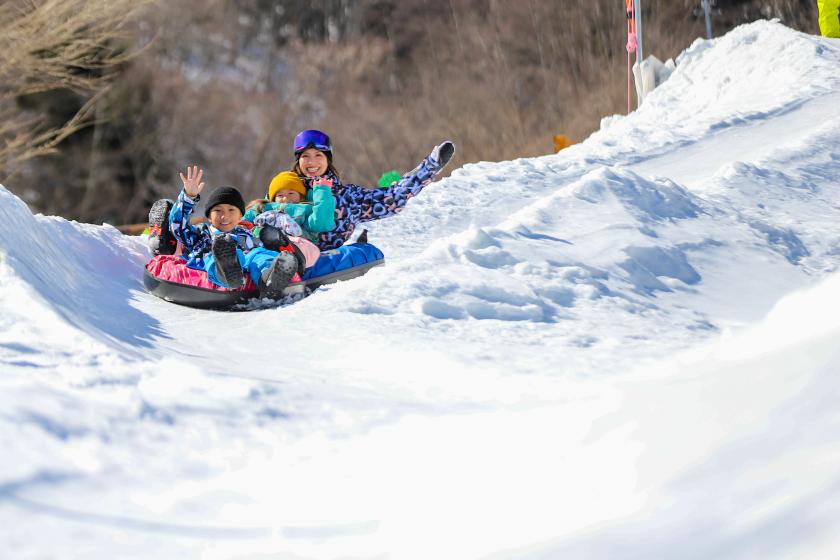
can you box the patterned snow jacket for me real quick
[242,183,336,243]
[169,189,257,270]
[308,148,447,250]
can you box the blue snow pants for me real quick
[202,247,278,288]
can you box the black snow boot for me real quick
[211,235,244,289]
[260,225,306,277]
[148,199,177,255]
[259,252,298,300]
[431,141,455,169]
[258,224,290,252]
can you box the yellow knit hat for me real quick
[267,171,307,201]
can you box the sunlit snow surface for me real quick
[1,21,840,559]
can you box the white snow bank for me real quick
[488,271,840,560]
[0,186,154,358]
[594,20,840,163]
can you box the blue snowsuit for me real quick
[169,190,280,288]
[308,147,448,250]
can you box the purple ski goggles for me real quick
[294,129,332,154]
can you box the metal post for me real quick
[701,0,713,39]
[634,0,643,63]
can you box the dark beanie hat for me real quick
[204,186,245,217]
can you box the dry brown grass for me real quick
[0,0,151,172]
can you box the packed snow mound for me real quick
[655,20,840,120]
[0,186,154,357]
[339,136,840,375]
[592,20,840,162]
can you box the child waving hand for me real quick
[169,166,302,299]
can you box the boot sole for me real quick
[148,199,177,255]
[212,236,244,289]
[259,225,306,277]
[437,141,455,168]
[261,253,298,300]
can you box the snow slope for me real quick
[1,20,839,559]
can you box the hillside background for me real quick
[0,0,818,226]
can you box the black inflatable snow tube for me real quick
[144,242,385,310]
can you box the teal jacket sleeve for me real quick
[304,184,336,233]
[281,185,336,234]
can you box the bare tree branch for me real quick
[0,0,153,174]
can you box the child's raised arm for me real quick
[170,165,206,251]
[179,165,205,198]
